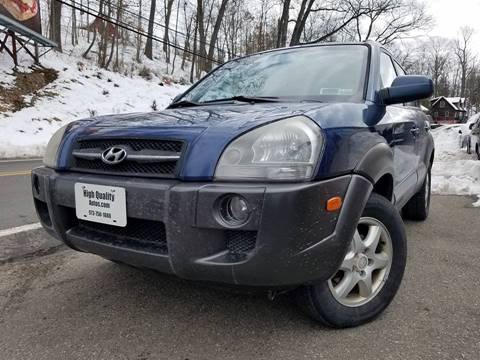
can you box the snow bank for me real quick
[0,51,187,158]
[431,126,480,205]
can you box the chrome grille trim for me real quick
[72,150,181,162]
[69,138,185,178]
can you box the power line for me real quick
[55,0,222,64]
[70,0,234,59]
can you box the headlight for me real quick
[215,116,323,181]
[43,124,69,168]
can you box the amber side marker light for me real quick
[326,196,343,212]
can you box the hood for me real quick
[62,101,369,181]
[86,102,330,130]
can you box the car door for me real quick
[394,60,430,185]
[377,52,419,206]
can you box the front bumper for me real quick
[31,167,372,287]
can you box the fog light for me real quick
[219,195,251,226]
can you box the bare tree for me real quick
[196,0,208,73]
[290,0,314,46]
[145,0,156,60]
[206,0,229,71]
[276,0,291,48]
[71,0,78,46]
[163,0,175,62]
[455,26,475,98]
[83,0,104,59]
[136,0,143,62]
[367,0,432,45]
[427,37,452,97]
[49,0,62,52]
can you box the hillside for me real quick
[0,51,187,158]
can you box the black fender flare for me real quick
[423,133,435,168]
[353,142,394,184]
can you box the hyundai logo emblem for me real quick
[101,147,127,165]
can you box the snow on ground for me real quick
[2,48,480,205]
[431,125,480,206]
[0,51,187,158]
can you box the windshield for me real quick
[182,45,369,103]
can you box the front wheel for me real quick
[295,193,407,328]
[476,144,480,160]
[402,168,431,221]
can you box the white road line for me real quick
[0,158,42,163]
[0,223,42,238]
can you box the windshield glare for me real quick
[183,45,369,103]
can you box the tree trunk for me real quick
[106,0,122,69]
[276,0,290,48]
[163,0,175,62]
[190,22,198,83]
[170,0,181,74]
[83,0,104,59]
[145,0,156,60]
[205,0,229,71]
[71,0,77,46]
[49,1,62,51]
[136,0,142,62]
[196,0,207,73]
[181,12,193,71]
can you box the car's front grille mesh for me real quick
[70,138,183,178]
[72,218,168,254]
[225,230,257,258]
[78,139,183,153]
[74,158,177,176]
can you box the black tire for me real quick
[467,140,471,154]
[402,167,431,221]
[295,193,407,328]
[476,144,480,160]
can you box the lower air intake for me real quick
[72,218,168,254]
[225,230,257,259]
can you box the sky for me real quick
[425,0,480,52]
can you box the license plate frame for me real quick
[74,182,127,227]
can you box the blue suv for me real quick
[32,42,434,328]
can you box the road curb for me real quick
[0,228,64,264]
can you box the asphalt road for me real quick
[0,159,42,230]
[0,195,479,359]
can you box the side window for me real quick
[379,52,397,88]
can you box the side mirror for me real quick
[459,129,463,134]
[469,123,475,130]
[378,75,434,105]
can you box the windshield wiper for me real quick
[168,100,202,109]
[202,95,280,104]
[169,96,280,108]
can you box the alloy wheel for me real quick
[328,217,393,307]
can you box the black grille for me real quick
[71,218,168,254]
[71,138,184,178]
[226,230,257,257]
[78,139,183,152]
[73,158,177,176]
